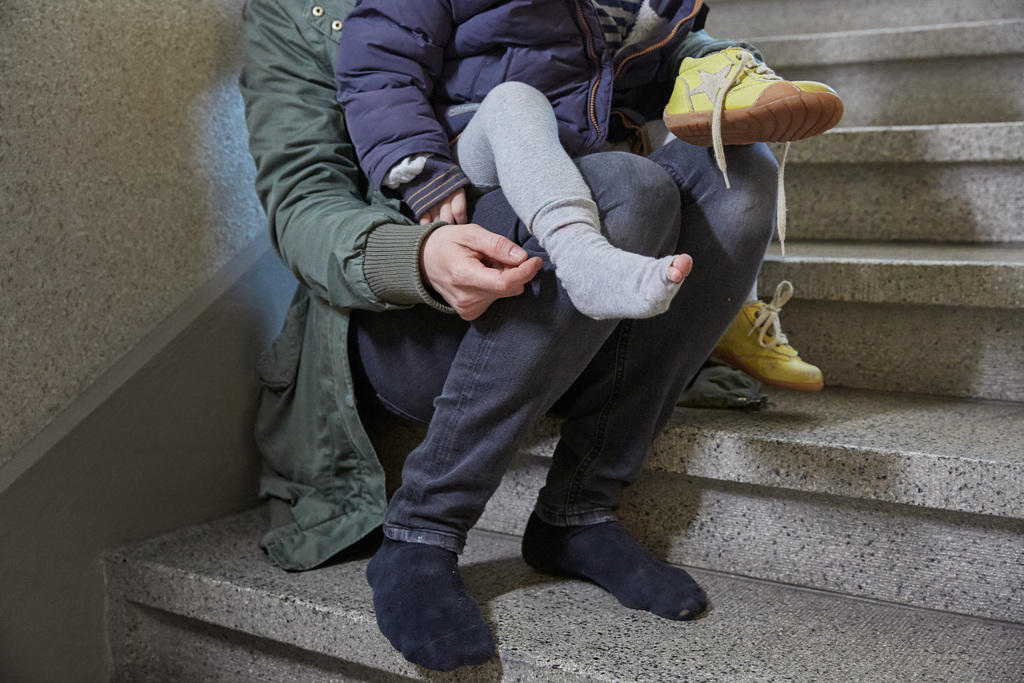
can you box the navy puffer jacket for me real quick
[337,0,707,216]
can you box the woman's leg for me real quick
[363,153,686,550]
[521,142,776,622]
[354,151,689,671]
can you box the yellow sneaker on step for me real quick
[711,281,824,393]
[663,47,843,147]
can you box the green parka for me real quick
[239,0,450,571]
[238,0,755,571]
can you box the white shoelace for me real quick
[748,280,793,350]
[712,50,789,257]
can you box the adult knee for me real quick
[577,152,680,256]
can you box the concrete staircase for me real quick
[105,3,1024,680]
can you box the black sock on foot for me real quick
[366,539,495,671]
[521,513,708,620]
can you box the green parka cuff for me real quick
[363,221,454,314]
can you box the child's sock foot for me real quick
[545,225,691,319]
[521,513,708,620]
[366,539,495,671]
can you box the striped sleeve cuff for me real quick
[363,222,454,313]
[400,158,471,219]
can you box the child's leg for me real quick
[455,81,691,320]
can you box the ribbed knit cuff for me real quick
[682,30,763,61]
[400,158,470,219]
[363,222,454,313]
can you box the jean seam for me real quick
[564,320,632,511]
[396,302,507,531]
[443,317,495,483]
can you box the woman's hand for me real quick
[421,223,543,320]
[420,188,468,225]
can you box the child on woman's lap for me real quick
[337,1,840,321]
[432,81,691,320]
[335,0,840,671]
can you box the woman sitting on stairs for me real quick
[239,0,834,671]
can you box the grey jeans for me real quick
[352,142,778,552]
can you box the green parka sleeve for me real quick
[238,0,451,313]
[238,0,455,571]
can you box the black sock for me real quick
[521,513,708,620]
[366,538,495,671]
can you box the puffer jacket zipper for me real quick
[612,0,704,80]
[573,0,603,143]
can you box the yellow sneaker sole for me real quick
[664,81,844,147]
[711,348,825,393]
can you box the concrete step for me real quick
[472,387,1024,623]
[758,19,1024,67]
[364,387,1024,622]
[760,242,1024,309]
[655,387,1024,519]
[755,297,1024,401]
[105,509,1024,682]
[755,241,1024,400]
[779,122,1024,243]
[755,20,1024,127]
[709,0,1024,39]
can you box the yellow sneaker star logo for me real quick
[687,65,733,103]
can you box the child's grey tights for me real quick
[454,81,684,319]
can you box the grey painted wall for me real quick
[1,0,264,465]
[0,0,294,679]
[0,245,296,682]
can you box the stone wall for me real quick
[0,0,265,465]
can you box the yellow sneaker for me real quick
[663,47,844,148]
[710,281,824,392]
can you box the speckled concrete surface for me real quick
[622,475,1024,623]
[365,383,1024,617]
[787,122,1023,165]
[0,0,264,464]
[708,0,1023,37]
[502,388,1024,519]
[785,162,1023,243]
[106,509,1024,681]
[758,19,1024,66]
[110,603,414,683]
[755,299,1024,402]
[781,56,1024,127]
[476,452,1024,622]
[759,242,1024,308]
[653,387,1024,518]
[776,122,1024,243]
